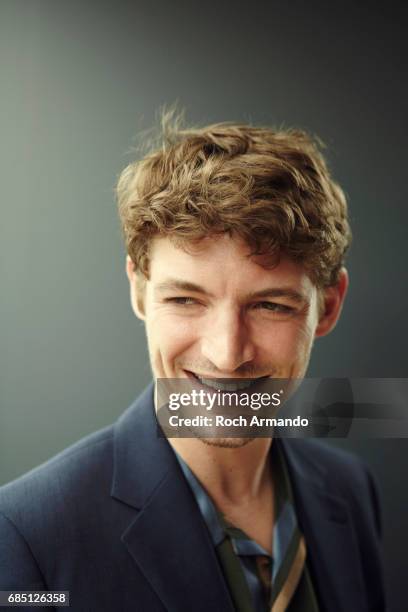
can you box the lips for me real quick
[185,370,269,392]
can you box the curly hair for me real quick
[117,115,351,287]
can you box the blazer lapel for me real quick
[111,385,235,612]
[280,439,367,612]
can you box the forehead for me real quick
[148,235,315,295]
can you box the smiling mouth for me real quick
[186,371,269,392]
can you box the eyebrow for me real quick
[155,279,308,303]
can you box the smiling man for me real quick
[0,119,385,611]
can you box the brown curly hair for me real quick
[117,115,351,287]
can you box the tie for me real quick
[269,499,307,612]
[216,534,256,612]
[221,504,307,612]
[254,532,306,612]
[269,532,306,611]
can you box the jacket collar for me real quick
[111,384,171,508]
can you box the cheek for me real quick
[261,319,316,364]
[146,313,198,361]
[291,319,317,368]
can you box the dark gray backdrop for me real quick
[1,1,407,610]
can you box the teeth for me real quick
[195,376,261,391]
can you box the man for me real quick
[0,119,386,611]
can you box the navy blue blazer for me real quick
[0,385,386,611]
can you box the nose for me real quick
[200,306,256,374]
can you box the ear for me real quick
[126,255,146,320]
[315,268,349,338]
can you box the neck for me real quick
[154,382,273,504]
[168,436,273,504]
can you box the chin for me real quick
[199,437,256,449]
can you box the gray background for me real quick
[1,1,407,610]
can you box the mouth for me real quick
[185,370,269,392]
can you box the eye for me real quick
[165,297,198,306]
[252,302,295,314]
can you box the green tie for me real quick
[216,533,254,612]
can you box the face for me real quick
[127,234,347,445]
